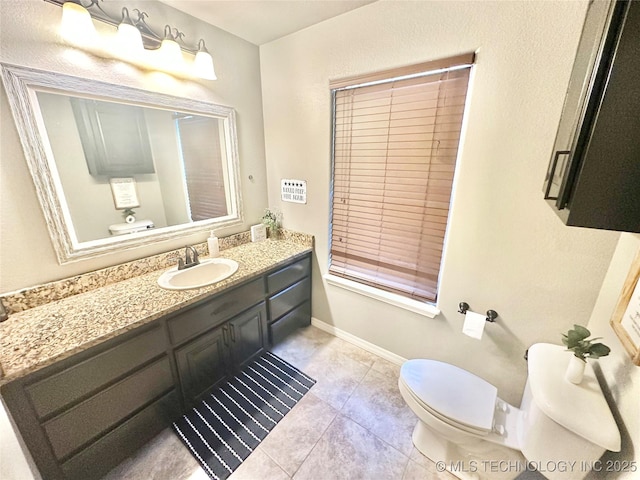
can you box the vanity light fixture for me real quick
[53,0,217,80]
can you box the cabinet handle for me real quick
[222,326,229,346]
[544,150,571,200]
[229,324,236,342]
[211,300,239,316]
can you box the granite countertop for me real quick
[0,238,312,385]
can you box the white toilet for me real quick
[108,219,154,236]
[398,343,621,480]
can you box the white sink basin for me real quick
[157,258,239,290]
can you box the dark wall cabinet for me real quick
[0,253,311,480]
[71,98,155,176]
[543,0,640,232]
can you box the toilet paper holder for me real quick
[458,302,499,323]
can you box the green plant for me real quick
[262,208,282,236]
[122,208,136,219]
[561,324,610,361]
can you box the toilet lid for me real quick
[400,359,497,432]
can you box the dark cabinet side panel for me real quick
[567,1,640,232]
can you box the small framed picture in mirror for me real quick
[110,177,140,209]
[610,249,640,366]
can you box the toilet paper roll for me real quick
[125,214,136,224]
[462,311,486,340]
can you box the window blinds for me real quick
[176,116,228,221]
[329,55,473,303]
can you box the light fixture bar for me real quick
[45,0,203,54]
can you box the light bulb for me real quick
[154,25,184,70]
[60,1,97,46]
[116,8,144,60]
[194,40,216,80]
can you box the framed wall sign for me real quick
[109,177,140,209]
[610,248,640,366]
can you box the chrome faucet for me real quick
[178,245,200,270]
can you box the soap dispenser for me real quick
[207,231,219,258]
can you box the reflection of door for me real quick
[176,116,228,221]
[71,98,155,176]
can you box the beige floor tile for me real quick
[301,347,371,410]
[270,325,334,368]
[293,415,409,480]
[260,392,338,476]
[229,447,290,480]
[371,357,403,380]
[402,458,456,480]
[409,447,457,479]
[321,335,381,368]
[101,428,203,480]
[342,368,417,456]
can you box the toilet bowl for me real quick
[398,343,621,480]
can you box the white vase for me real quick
[565,355,586,384]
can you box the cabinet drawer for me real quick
[26,325,166,419]
[168,278,264,345]
[268,277,311,320]
[61,389,180,480]
[44,357,173,460]
[267,256,311,294]
[270,301,311,345]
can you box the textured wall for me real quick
[586,233,640,479]
[259,0,620,404]
[0,0,268,292]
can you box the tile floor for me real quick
[102,325,457,480]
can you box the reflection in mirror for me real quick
[1,63,243,263]
[36,92,231,242]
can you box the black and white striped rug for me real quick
[172,351,316,480]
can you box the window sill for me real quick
[323,274,440,318]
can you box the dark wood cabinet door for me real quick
[176,326,229,407]
[228,303,267,370]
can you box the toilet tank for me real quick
[108,219,154,236]
[518,343,620,480]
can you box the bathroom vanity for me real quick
[0,238,312,480]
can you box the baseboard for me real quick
[311,317,407,366]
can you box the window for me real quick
[329,53,474,304]
[175,115,229,221]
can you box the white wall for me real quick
[260,0,620,405]
[585,233,640,479]
[0,0,268,293]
